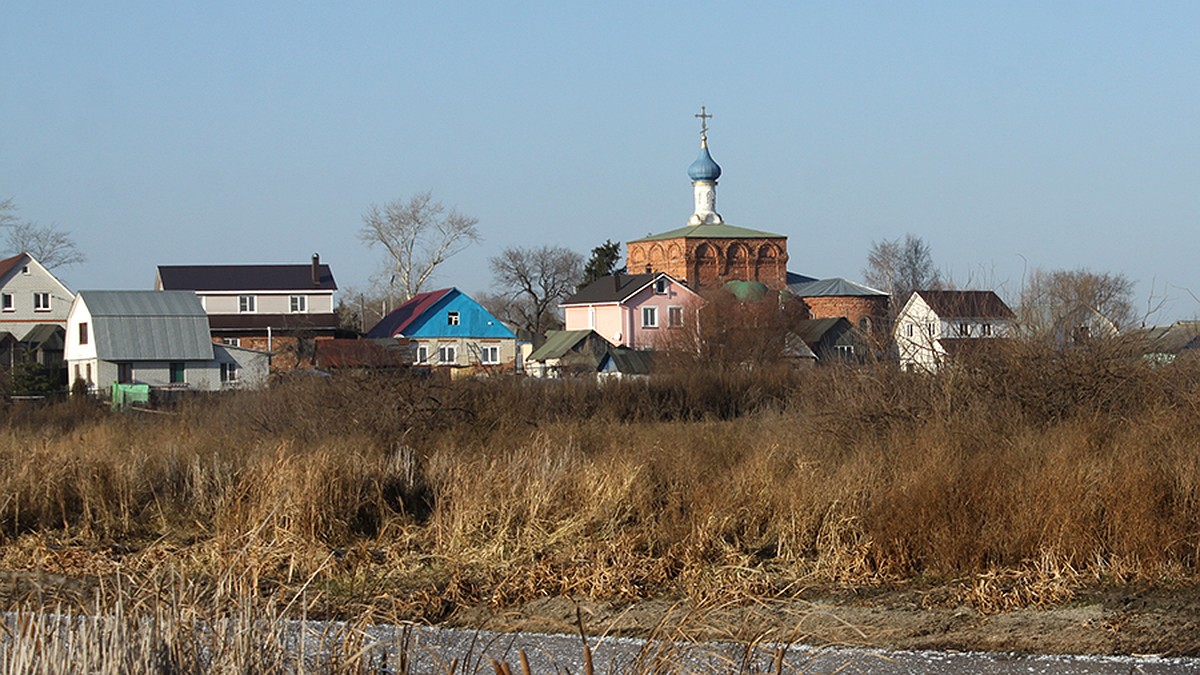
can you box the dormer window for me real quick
[447,311,460,326]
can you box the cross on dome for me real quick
[694,105,712,142]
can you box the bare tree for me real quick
[1,197,86,269]
[359,191,480,302]
[484,245,583,341]
[863,233,941,307]
[1018,267,1135,342]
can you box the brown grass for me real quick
[3,340,1200,633]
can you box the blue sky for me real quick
[3,2,1198,322]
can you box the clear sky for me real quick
[3,2,1198,322]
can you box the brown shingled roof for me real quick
[917,290,1014,319]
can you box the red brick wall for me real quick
[627,236,789,290]
[803,295,891,337]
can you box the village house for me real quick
[561,272,703,350]
[65,290,269,395]
[0,252,73,341]
[894,290,1015,372]
[154,255,338,369]
[524,329,612,378]
[791,317,872,364]
[366,287,518,373]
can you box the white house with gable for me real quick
[65,290,269,395]
[894,290,1015,372]
[0,252,73,340]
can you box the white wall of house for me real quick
[197,291,334,315]
[412,337,517,369]
[894,293,1012,372]
[64,298,96,361]
[0,256,73,339]
[213,344,270,389]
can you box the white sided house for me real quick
[0,252,74,340]
[894,290,1015,372]
[66,291,269,395]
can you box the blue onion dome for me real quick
[687,140,722,181]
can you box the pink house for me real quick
[561,272,703,350]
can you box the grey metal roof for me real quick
[79,291,214,361]
[81,290,207,317]
[788,277,888,298]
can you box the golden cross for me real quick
[695,105,712,137]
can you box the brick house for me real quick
[787,276,890,342]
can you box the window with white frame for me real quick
[480,345,500,365]
[221,337,240,347]
[1,293,12,312]
[416,345,429,364]
[438,345,457,364]
[220,362,238,383]
[642,306,658,328]
[21,265,29,276]
[289,295,307,312]
[238,295,256,312]
[33,292,50,312]
[834,344,856,359]
[447,311,460,326]
[668,306,684,328]
[655,278,668,294]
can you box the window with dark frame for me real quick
[79,322,88,345]
[668,306,683,328]
[169,362,185,384]
[117,363,133,384]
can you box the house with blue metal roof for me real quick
[366,288,517,372]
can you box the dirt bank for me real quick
[450,585,1200,658]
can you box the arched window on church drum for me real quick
[726,243,749,281]
[692,243,718,287]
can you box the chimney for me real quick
[311,253,320,287]
[644,264,652,274]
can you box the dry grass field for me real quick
[4,337,1200,669]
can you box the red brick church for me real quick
[624,110,888,336]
